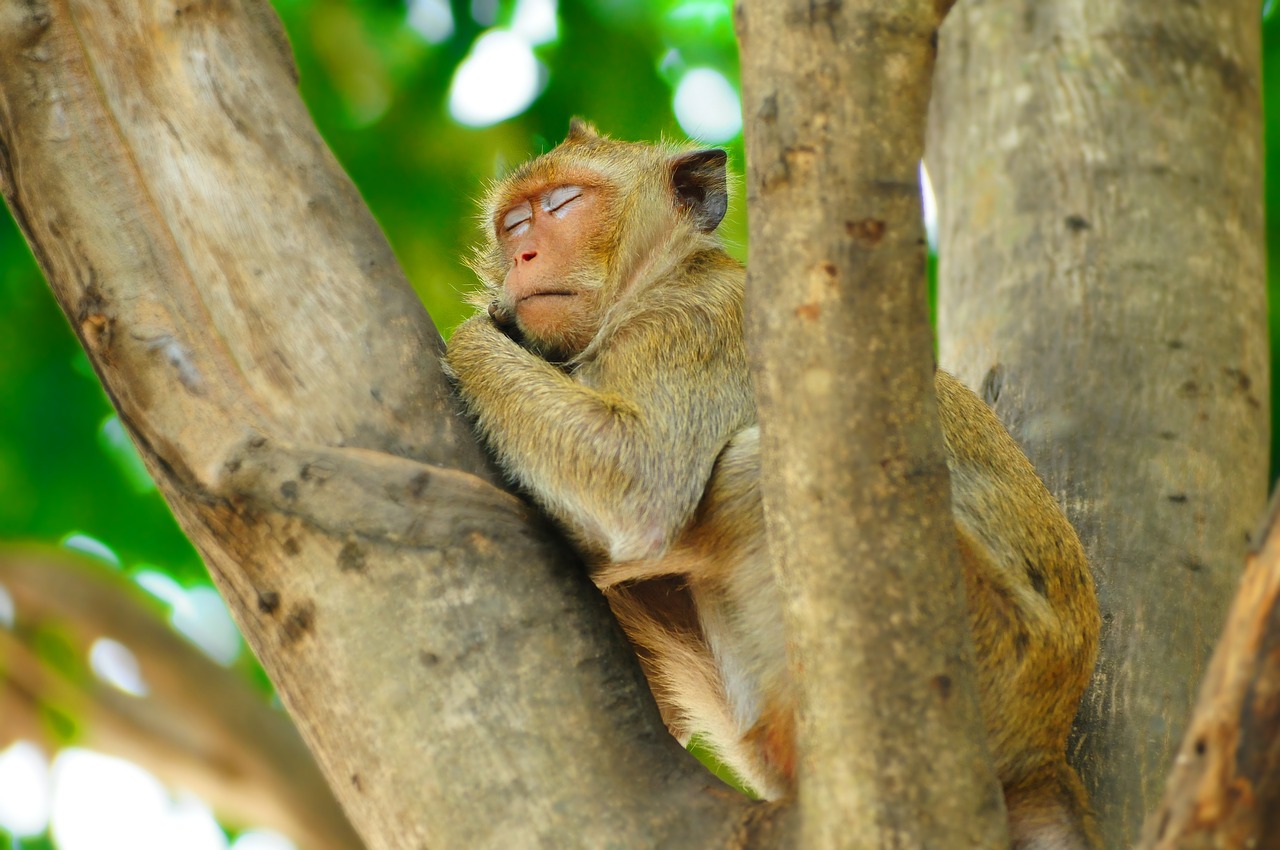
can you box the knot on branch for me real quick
[211,433,533,548]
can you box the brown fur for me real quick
[445,122,1100,848]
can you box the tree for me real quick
[0,0,1271,848]
[930,3,1269,845]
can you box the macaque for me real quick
[445,120,1100,849]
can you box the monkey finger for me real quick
[488,300,517,328]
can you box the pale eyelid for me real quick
[502,201,532,234]
[543,185,584,217]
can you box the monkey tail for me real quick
[1003,762,1099,850]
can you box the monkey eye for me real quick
[543,185,583,217]
[502,202,533,235]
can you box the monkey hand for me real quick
[486,299,527,346]
[487,299,516,328]
[444,312,531,387]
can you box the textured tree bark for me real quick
[928,1,1268,846]
[0,1,758,847]
[1137,493,1280,849]
[0,546,363,850]
[737,1,1009,848]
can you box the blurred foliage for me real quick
[1,834,55,850]
[0,3,1277,833]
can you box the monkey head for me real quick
[469,119,729,362]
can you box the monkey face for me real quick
[472,121,730,362]
[494,180,607,359]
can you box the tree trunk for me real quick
[0,1,755,847]
[927,1,1268,846]
[737,1,1008,847]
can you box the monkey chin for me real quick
[515,294,589,355]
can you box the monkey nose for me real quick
[519,250,538,263]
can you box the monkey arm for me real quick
[446,314,750,563]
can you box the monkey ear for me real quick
[566,117,600,143]
[671,149,728,232]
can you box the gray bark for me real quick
[1137,493,1280,849]
[737,1,1009,847]
[928,2,1268,845]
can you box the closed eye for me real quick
[543,185,583,217]
[502,202,532,234]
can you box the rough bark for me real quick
[0,1,757,847]
[737,2,1008,848]
[0,546,363,850]
[927,1,1268,846]
[1137,493,1280,850]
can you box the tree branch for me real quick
[737,1,1007,847]
[928,2,1268,844]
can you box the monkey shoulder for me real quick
[590,280,746,381]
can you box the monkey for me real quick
[445,120,1100,850]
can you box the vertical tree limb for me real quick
[737,2,1008,847]
[928,1,1268,844]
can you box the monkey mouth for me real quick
[518,291,575,303]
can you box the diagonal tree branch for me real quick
[0,1,757,846]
